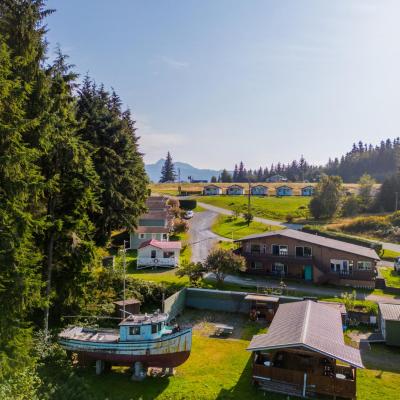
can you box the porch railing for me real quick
[137,257,178,269]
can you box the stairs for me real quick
[258,380,303,398]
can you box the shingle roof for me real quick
[139,210,169,220]
[237,229,379,260]
[379,303,400,321]
[136,226,170,234]
[138,239,182,250]
[247,300,364,368]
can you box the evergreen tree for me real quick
[159,151,176,182]
[232,164,238,182]
[77,77,148,245]
[220,169,232,183]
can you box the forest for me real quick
[0,1,150,398]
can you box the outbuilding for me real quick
[137,239,181,269]
[378,303,400,346]
[250,185,268,196]
[203,184,222,196]
[301,185,314,196]
[226,184,245,195]
[276,185,293,196]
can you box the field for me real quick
[200,195,311,220]
[55,310,400,400]
[211,215,281,239]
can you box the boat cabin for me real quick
[248,300,363,399]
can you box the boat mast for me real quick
[122,240,128,318]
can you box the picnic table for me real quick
[214,324,234,336]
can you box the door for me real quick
[304,265,313,281]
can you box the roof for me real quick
[245,294,279,302]
[247,300,363,368]
[204,184,221,189]
[119,312,168,326]
[136,226,170,234]
[318,301,347,315]
[251,185,268,189]
[236,229,380,260]
[139,210,169,220]
[138,239,182,250]
[227,184,244,189]
[379,303,400,321]
[302,185,314,190]
[114,298,141,306]
[276,185,292,189]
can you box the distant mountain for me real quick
[145,159,223,183]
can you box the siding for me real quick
[386,320,400,346]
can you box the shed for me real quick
[378,303,400,346]
[250,185,268,196]
[226,184,245,195]
[203,184,222,196]
[114,298,141,319]
[301,185,314,196]
[276,185,292,196]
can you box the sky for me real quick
[46,0,400,170]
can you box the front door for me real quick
[304,265,313,281]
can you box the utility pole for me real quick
[178,168,181,196]
[396,192,399,212]
[247,179,251,226]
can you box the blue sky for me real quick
[46,0,400,169]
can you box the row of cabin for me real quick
[203,184,314,197]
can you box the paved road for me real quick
[204,272,400,304]
[189,210,231,263]
[197,201,302,230]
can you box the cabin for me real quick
[378,303,400,346]
[236,229,380,288]
[248,300,363,399]
[267,174,287,183]
[114,298,141,319]
[203,184,222,196]
[137,239,181,269]
[226,184,245,195]
[276,185,292,196]
[130,196,173,249]
[250,185,268,196]
[301,185,314,196]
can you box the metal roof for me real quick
[136,226,170,234]
[138,239,182,250]
[245,294,280,302]
[379,303,400,321]
[247,300,364,368]
[119,312,168,326]
[317,301,347,315]
[236,229,379,260]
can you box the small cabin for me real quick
[114,298,141,319]
[276,185,292,196]
[119,313,171,342]
[203,184,222,196]
[137,239,181,269]
[226,184,245,195]
[250,185,268,196]
[378,303,400,347]
[301,185,314,196]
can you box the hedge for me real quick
[179,199,197,210]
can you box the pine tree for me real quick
[220,169,232,183]
[159,151,176,183]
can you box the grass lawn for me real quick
[199,195,310,221]
[194,204,207,212]
[380,267,400,288]
[211,215,281,240]
[381,248,400,262]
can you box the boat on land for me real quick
[59,312,192,370]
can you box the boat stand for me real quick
[131,361,147,381]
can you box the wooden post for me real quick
[96,360,105,375]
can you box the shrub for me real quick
[341,195,360,217]
[389,211,400,227]
[179,199,197,210]
[341,216,390,233]
[173,218,189,233]
[242,211,254,225]
[286,213,294,223]
[175,261,204,286]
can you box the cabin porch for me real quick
[252,349,356,399]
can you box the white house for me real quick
[226,184,245,195]
[137,239,181,269]
[250,185,268,196]
[203,184,222,196]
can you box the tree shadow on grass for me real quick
[361,343,400,374]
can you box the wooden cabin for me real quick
[226,184,245,195]
[301,185,314,196]
[203,184,222,196]
[276,185,292,196]
[248,300,363,399]
[137,239,181,269]
[250,185,268,196]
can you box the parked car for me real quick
[183,210,194,219]
[394,257,400,273]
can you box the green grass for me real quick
[199,195,310,221]
[381,249,400,262]
[380,267,400,288]
[211,215,281,240]
[194,204,207,212]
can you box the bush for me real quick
[179,199,197,210]
[341,216,391,234]
[173,218,189,233]
[286,213,294,223]
[341,195,360,217]
[389,211,400,227]
[242,212,254,225]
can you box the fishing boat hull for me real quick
[59,327,192,368]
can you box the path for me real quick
[189,210,230,263]
[204,272,400,304]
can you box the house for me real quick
[226,184,245,195]
[235,229,380,288]
[276,185,292,196]
[267,174,287,183]
[250,185,268,196]
[203,184,222,196]
[248,300,363,399]
[137,239,181,269]
[129,196,173,250]
[301,185,314,196]
[378,303,400,346]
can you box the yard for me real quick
[199,195,310,221]
[52,309,400,400]
[380,267,400,288]
[211,215,281,240]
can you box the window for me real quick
[272,262,287,275]
[151,250,157,259]
[139,233,145,239]
[250,244,261,254]
[262,244,267,254]
[251,261,263,270]
[296,246,312,257]
[129,326,140,335]
[272,245,288,256]
[162,233,168,240]
[330,259,353,275]
[151,324,158,334]
[358,261,372,270]
[163,251,174,259]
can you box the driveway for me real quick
[189,210,230,263]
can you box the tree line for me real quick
[0,0,147,392]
